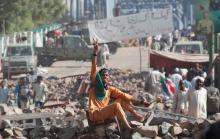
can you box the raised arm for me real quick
[90,39,99,86]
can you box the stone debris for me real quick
[159,122,172,135]
[0,69,218,139]
[170,124,183,136]
[138,125,158,138]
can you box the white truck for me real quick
[2,32,37,79]
[172,41,207,54]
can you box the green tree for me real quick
[0,0,66,34]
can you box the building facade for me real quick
[63,0,195,30]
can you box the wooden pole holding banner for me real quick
[139,44,142,73]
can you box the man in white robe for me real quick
[173,80,188,114]
[188,78,207,119]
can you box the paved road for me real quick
[45,46,150,78]
[3,47,150,79]
[107,46,150,72]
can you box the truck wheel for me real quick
[3,72,9,79]
[107,42,120,54]
[39,56,53,67]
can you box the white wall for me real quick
[106,0,115,18]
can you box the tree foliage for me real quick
[0,0,66,34]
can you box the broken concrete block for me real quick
[58,127,77,139]
[138,125,158,138]
[13,127,24,137]
[107,133,120,139]
[155,103,164,111]
[13,107,23,114]
[41,108,52,113]
[182,128,191,136]
[94,125,106,138]
[163,133,177,139]
[165,102,172,109]
[2,128,14,138]
[179,120,194,132]
[132,132,152,139]
[159,122,172,135]
[6,107,16,115]
[0,104,7,115]
[106,122,117,132]
[0,120,11,129]
[82,119,89,128]
[193,118,210,131]
[170,125,182,136]
[54,107,65,115]
[65,106,75,116]
[0,105,15,115]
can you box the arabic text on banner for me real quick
[88,8,174,43]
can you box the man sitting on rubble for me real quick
[88,39,151,131]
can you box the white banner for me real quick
[88,8,174,43]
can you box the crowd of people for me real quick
[0,74,48,111]
[147,63,219,119]
[143,25,195,52]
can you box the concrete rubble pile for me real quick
[0,69,218,139]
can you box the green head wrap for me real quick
[95,72,106,101]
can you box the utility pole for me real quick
[2,20,5,36]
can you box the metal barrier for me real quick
[0,112,63,129]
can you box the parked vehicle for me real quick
[36,35,92,66]
[150,50,217,73]
[35,35,113,67]
[2,32,37,79]
[172,41,207,54]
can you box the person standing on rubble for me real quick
[173,80,189,115]
[88,39,152,131]
[205,77,220,115]
[0,79,9,104]
[100,43,110,67]
[19,77,33,110]
[170,68,182,92]
[15,77,23,108]
[188,78,207,119]
[32,76,48,108]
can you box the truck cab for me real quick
[172,41,207,54]
[2,32,37,79]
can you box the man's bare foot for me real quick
[134,113,145,122]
